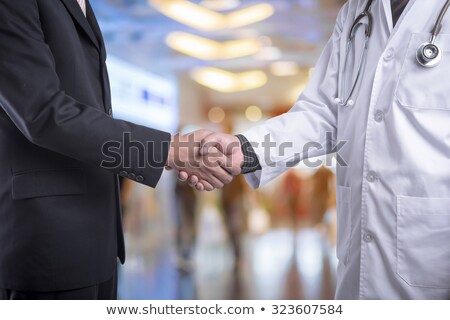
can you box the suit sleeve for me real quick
[240,3,349,189]
[0,0,171,188]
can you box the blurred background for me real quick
[90,0,345,300]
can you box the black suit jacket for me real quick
[0,0,171,292]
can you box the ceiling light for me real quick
[149,0,274,31]
[150,0,224,31]
[226,3,274,29]
[200,0,240,11]
[245,105,263,122]
[269,61,300,77]
[166,32,217,60]
[208,107,226,123]
[192,68,236,92]
[166,32,261,60]
[190,67,267,92]
[222,39,262,59]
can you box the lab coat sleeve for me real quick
[241,3,348,189]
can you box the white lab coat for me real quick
[242,0,450,299]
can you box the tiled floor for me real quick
[118,206,337,300]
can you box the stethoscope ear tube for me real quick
[350,11,373,39]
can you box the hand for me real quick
[166,129,233,191]
[178,132,244,190]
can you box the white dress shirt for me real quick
[242,0,450,299]
[77,0,86,17]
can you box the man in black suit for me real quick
[0,0,239,299]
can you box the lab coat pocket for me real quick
[397,196,450,289]
[336,185,352,266]
[395,33,450,110]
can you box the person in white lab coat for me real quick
[180,0,450,299]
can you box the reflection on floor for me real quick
[118,209,337,300]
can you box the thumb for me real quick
[200,133,225,156]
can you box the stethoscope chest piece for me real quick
[416,42,442,68]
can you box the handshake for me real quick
[166,129,245,191]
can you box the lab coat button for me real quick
[384,48,394,61]
[374,110,384,122]
[364,233,374,243]
[367,171,378,183]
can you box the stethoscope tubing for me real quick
[340,26,370,108]
[430,0,450,43]
[338,0,374,108]
[338,0,450,106]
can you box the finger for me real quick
[210,164,233,186]
[195,183,205,192]
[165,165,173,171]
[216,148,244,176]
[200,146,232,178]
[199,180,215,192]
[200,133,223,155]
[198,153,231,188]
[202,174,225,189]
[188,175,199,187]
[203,144,219,157]
[214,172,232,186]
[178,171,189,181]
[225,154,242,176]
[211,150,236,176]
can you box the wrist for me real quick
[235,143,245,173]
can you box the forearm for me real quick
[0,0,171,187]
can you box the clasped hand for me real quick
[166,130,243,191]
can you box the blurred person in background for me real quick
[270,170,308,230]
[175,176,199,274]
[218,121,248,273]
[220,175,247,273]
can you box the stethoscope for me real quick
[417,0,450,67]
[337,0,450,108]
